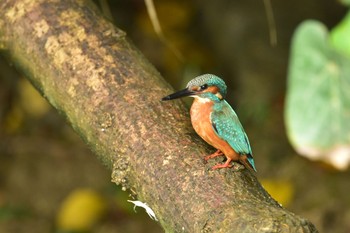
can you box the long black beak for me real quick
[161,88,195,101]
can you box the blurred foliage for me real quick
[261,179,294,207]
[4,78,50,134]
[17,78,50,118]
[134,0,215,87]
[56,189,107,232]
[286,17,350,171]
[0,203,30,221]
[330,11,350,58]
[340,0,350,7]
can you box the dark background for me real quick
[0,0,349,232]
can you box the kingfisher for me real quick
[162,74,256,172]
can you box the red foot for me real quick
[204,150,224,161]
[211,159,233,170]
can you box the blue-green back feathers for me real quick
[210,101,256,171]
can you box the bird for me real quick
[162,74,256,172]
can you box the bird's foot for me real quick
[211,159,233,170]
[204,150,224,161]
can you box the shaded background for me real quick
[0,0,349,232]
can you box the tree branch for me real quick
[0,0,318,232]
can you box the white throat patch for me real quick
[193,96,211,103]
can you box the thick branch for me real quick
[0,0,318,232]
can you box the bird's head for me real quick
[162,74,227,101]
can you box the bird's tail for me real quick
[240,155,257,173]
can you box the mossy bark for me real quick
[0,0,318,232]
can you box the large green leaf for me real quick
[285,20,350,170]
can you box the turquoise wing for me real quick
[211,101,256,170]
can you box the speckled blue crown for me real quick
[186,74,227,98]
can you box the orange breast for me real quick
[190,98,240,160]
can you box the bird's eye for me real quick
[200,84,208,90]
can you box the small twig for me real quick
[144,0,184,62]
[99,0,114,22]
[263,0,277,47]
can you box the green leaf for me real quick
[339,0,350,7]
[285,20,350,170]
[330,11,350,58]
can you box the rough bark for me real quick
[0,0,318,232]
